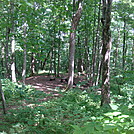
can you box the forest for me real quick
[0,0,134,133]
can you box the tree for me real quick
[22,23,27,84]
[0,79,6,114]
[10,1,17,82]
[101,0,112,106]
[66,0,83,91]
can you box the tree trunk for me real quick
[66,0,83,91]
[77,32,83,72]
[132,38,134,71]
[0,79,6,114]
[101,0,112,107]
[22,24,27,84]
[11,36,16,82]
[49,48,54,75]
[95,0,101,85]
[11,1,16,82]
[91,0,97,86]
[83,16,90,78]
[1,43,5,77]
[115,27,120,69]
[5,27,10,79]
[30,53,36,76]
[41,50,51,70]
[122,18,126,70]
[57,30,61,77]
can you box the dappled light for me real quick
[0,0,134,133]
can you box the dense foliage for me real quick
[0,78,134,133]
[0,0,134,133]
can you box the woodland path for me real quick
[24,75,90,100]
[25,75,67,100]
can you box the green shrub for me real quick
[1,79,46,99]
[0,82,134,134]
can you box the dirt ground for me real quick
[24,75,89,92]
[24,75,67,100]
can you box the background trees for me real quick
[0,0,133,101]
[0,0,134,133]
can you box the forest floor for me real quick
[24,75,67,101]
[0,74,89,117]
[0,75,67,121]
[24,74,89,100]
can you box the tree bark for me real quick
[49,48,54,75]
[122,18,126,70]
[0,79,6,114]
[0,43,5,77]
[91,0,97,86]
[77,32,83,72]
[101,0,112,106]
[41,50,51,70]
[22,24,27,84]
[66,0,83,91]
[57,29,61,77]
[11,1,16,82]
[5,27,10,79]
[95,0,102,85]
[132,38,134,71]
[30,53,36,76]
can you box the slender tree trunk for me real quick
[132,38,134,71]
[1,43,5,77]
[83,16,91,78]
[0,79,6,114]
[66,0,83,90]
[57,30,61,77]
[77,32,83,72]
[91,0,97,86]
[41,50,51,70]
[5,27,10,78]
[53,47,57,77]
[30,53,36,76]
[49,48,53,75]
[11,1,16,82]
[115,27,120,69]
[52,25,57,77]
[22,24,27,84]
[95,0,102,85]
[122,18,126,70]
[11,36,16,82]
[84,37,91,79]
[101,0,112,107]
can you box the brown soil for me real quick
[24,75,90,94]
[25,75,66,92]
[24,75,67,101]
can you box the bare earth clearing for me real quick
[25,75,67,100]
[0,75,89,117]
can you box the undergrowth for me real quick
[0,79,134,134]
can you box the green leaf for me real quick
[28,120,34,125]
[72,125,83,134]
[110,104,119,110]
[103,124,117,130]
[104,112,121,117]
